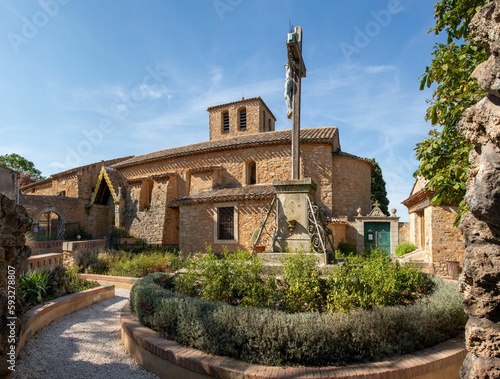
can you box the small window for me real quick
[139,179,153,211]
[222,111,229,133]
[217,206,234,240]
[247,161,256,185]
[239,108,247,131]
[268,118,272,131]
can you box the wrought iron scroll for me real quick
[251,197,277,254]
[307,197,335,261]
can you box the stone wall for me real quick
[398,222,410,243]
[20,195,89,236]
[0,193,31,378]
[430,206,465,276]
[120,142,372,249]
[458,1,500,377]
[179,199,271,255]
[26,240,64,256]
[331,155,372,219]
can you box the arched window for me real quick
[247,161,257,185]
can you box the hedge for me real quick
[130,273,467,367]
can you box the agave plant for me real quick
[20,270,53,306]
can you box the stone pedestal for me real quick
[272,178,316,252]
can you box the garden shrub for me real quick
[20,267,99,307]
[396,241,417,257]
[82,249,180,277]
[336,242,357,257]
[131,273,466,367]
[325,250,433,312]
[280,251,324,312]
[173,249,274,307]
[20,270,53,306]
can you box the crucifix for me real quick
[285,26,306,180]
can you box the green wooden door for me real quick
[364,222,391,255]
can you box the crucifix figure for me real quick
[285,26,306,180]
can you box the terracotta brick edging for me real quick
[120,301,466,379]
[79,273,139,290]
[17,285,115,356]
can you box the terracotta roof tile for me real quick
[113,127,340,169]
[172,184,276,206]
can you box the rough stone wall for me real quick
[398,222,410,243]
[458,1,500,377]
[430,206,465,274]
[0,167,18,201]
[0,193,31,378]
[179,199,271,255]
[208,98,275,141]
[87,204,114,239]
[20,195,88,228]
[331,155,372,219]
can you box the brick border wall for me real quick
[120,301,466,379]
[79,273,139,290]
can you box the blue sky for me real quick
[0,0,444,220]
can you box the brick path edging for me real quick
[18,285,115,356]
[120,301,466,379]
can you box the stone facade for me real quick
[19,157,130,240]
[402,177,465,275]
[457,1,500,377]
[18,97,373,255]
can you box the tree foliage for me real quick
[416,0,487,216]
[0,153,44,186]
[370,159,389,216]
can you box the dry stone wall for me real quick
[0,193,31,378]
[458,1,500,377]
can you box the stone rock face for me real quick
[0,193,31,378]
[458,1,500,377]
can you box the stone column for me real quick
[458,1,500,377]
[272,178,317,252]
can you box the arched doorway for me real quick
[33,206,66,240]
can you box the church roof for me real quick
[172,184,276,206]
[113,127,340,170]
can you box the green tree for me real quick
[370,159,389,216]
[0,153,44,186]
[416,0,487,219]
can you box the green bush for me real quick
[20,270,53,306]
[325,250,433,312]
[173,249,274,307]
[20,267,99,307]
[336,242,357,257]
[396,242,417,257]
[82,249,180,277]
[131,273,466,367]
[280,251,324,312]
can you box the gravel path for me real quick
[15,288,159,379]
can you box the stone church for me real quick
[20,97,374,254]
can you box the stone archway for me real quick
[32,206,66,240]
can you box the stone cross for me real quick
[285,26,306,180]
